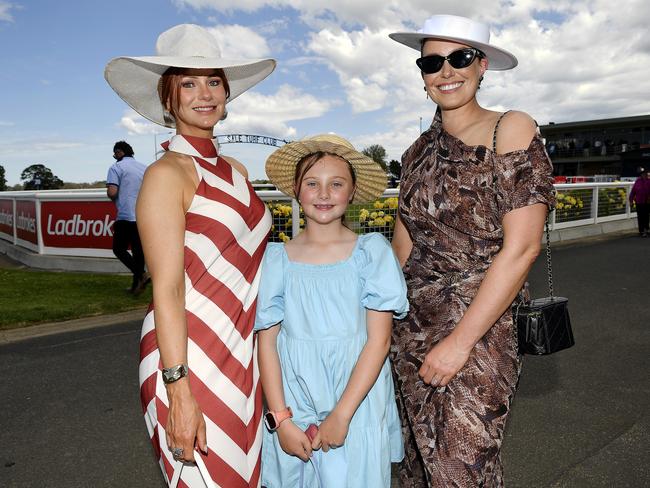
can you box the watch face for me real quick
[264,412,277,431]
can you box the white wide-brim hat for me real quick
[266,134,387,204]
[389,15,517,70]
[104,24,276,127]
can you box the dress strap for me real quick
[492,111,511,153]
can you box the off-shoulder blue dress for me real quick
[255,232,408,488]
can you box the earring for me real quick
[424,86,429,99]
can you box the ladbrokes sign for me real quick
[41,201,116,249]
[15,200,38,245]
[0,199,13,240]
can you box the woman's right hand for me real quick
[276,420,312,462]
[166,379,207,462]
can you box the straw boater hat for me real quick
[104,24,276,127]
[265,134,387,204]
[389,14,517,70]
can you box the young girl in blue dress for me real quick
[254,134,408,488]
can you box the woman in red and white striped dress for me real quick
[104,24,275,487]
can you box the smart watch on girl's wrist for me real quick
[264,407,293,431]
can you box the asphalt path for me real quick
[1,235,648,487]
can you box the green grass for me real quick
[0,269,152,330]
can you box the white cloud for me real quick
[0,140,84,155]
[0,1,16,22]
[175,0,650,127]
[221,84,331,137]
[119,110,159,135]
[206,24,271,58]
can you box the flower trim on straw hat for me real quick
[265,134,387,204]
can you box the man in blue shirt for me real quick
[106,141,148,293]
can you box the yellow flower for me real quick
[556,202,564,209]
[384,215,394,223]
[359,215,367,222]
[386,197,399,209]
[374,217,386,226]
[360,208,370,217]
[557,193,565,200]
[373,201,384,209]
[370,212,378,219]
[299,218,304,226]
[378,211,385,217]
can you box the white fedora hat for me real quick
[104,24,276,127]
[389,15,517,70]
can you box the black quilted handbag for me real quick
[513,220,575,355]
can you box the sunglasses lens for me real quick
[417,55,444,74]
[448,49,477,69]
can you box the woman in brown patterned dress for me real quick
[388,15,555,487]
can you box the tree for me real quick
[362,144,388,172]
[388,159,401,179]
[0,165,7,191]
[20,164,64,190]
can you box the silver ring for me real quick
[172,447,184,460]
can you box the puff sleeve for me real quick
[495,134,556,219]
[254,243,285,331]
[357,233,409,319]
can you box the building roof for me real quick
[540,114,650,133]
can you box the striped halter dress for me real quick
[139,134,271,487]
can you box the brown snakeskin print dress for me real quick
[391,110,555,487]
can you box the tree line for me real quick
[0,164,105,191]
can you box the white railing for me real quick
[258,183,637,242]
[551,182,635,230]
[0,182,637,255]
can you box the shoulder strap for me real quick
[492,110,511,153]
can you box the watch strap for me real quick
[265,407,293,431]
[162,363,189,384]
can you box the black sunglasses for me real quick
[416,48,484,74]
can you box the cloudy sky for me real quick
[1,0,649,185]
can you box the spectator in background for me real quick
[629,168,650,237]
[106,140,148,293]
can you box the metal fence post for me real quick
[291,198,301,237]
[591,186,599,224]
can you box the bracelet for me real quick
[162,363,188,384]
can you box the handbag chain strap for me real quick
[544,218,554,297]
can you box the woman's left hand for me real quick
[419,335,472,387]
[313,409,350,452]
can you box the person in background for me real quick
[629,168,650,237]
[106,140,148,293]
